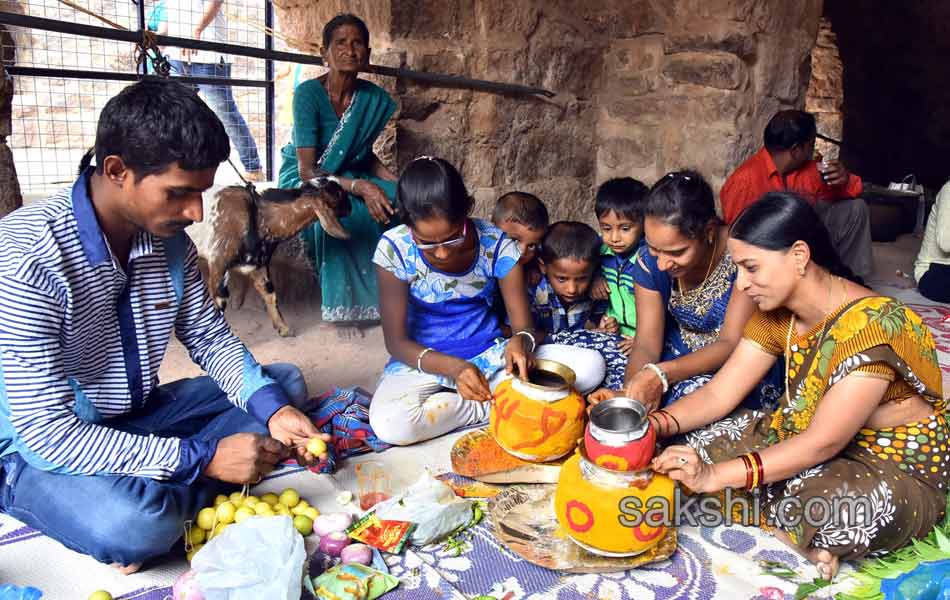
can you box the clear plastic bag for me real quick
[192,515,306,600]
[881,559,950,600]
[0,586,42,600]
[372,470,475,546]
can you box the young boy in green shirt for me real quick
[591,177,649,355]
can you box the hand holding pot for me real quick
[624,368,665,412]
[651,445,719,493]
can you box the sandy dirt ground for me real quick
[157,296,390,396]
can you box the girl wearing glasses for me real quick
[369,157,536,445]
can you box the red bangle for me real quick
[740,454,754,489]
[647,413,660,435]
[658,409,681,434]
[654,411,671,436]
[750,451,764,488]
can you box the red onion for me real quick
[340,543,373,565]
[319,531,351,557]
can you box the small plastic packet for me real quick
[305,564,398,600]
[345,512,414,554]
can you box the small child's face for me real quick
[542,257,595,306]
[598,210,642,256]
[498,219,544,265]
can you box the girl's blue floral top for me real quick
[373,218,520,360]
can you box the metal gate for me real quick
[1,1,275,195]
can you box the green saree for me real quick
[278,78,397,322]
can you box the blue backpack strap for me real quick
[163,231,187,305]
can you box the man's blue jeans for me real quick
[169,59,262,173]
[0,363,308,567]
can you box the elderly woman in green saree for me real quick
[278,13,398,329]
[649,193,948,581]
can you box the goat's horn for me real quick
[315,204,351,240]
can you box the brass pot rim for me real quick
[516,358,576,392]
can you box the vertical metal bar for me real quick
[136,0,147,76]
[264,0,275,181]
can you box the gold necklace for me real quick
[677,235,719,296]
[783,274,845,407]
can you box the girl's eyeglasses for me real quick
[414,220,468,250]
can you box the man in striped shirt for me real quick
[0,79,327,572]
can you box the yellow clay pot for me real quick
[554,448,675,556]
[489,359,586,462]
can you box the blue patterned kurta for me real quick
[372,219,520,387]
[632,248,784,409]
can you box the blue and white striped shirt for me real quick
[0,171,290,483]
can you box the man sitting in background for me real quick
[720,110,873,279]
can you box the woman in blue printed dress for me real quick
[589,171,784,412]
[370,157,535,445]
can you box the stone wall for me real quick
[805,18,843,161]
[274,0,823,221]
[0,23,22,218]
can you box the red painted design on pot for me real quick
[564,500,594,533]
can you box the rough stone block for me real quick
[662,52,748,90]
[671,0,757,22]
[605,36,664,74]
[474,3,540,41]
[582,0,657,38]
[598,128,658,170]
[0,66,11,139]
[663,22,756,59]
[391,0,474,41]
[0,142,21,218]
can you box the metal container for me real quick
[584,397,656,472]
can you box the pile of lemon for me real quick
[185,488,320,561]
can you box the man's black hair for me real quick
[540,221,601,265]
[78,78,229,181]
[595,177,649,222]
[763,110,817,153]
[492,191,549,231]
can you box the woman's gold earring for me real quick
[797,265,806,277]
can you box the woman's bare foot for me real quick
[332,320,379,341]
[806,548,839,581]
[111,562,142,575]
[771,528,840,581]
